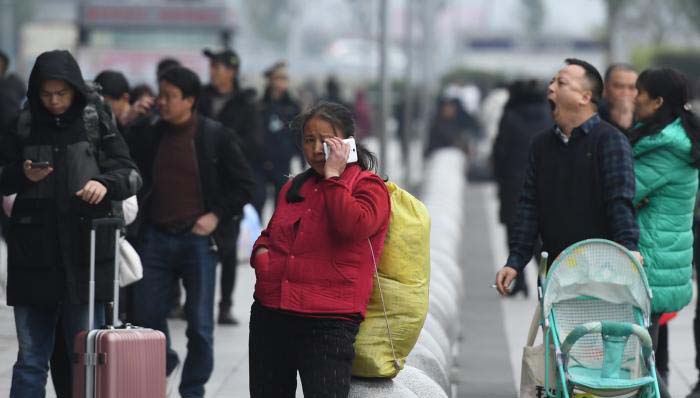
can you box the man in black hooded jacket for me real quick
[0,50,141,397]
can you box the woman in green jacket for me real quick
[630,67,700,398]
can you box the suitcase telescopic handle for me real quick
[91,217,124,230]
[88,217,124,331]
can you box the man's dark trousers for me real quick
[132,226,217,398]
[214,219,240,318]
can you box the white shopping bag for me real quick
[118,238,142,287]
[237,204,262,263]
[520,303,557,398]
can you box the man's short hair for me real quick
[129,84,154,104]
[159,66,201,107]
[565,58,604,105]
[604,63,637,83]
[95,70,130,99]
[156,57,182,79]
[203,48,240,70]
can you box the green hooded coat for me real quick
[633,118,698,314]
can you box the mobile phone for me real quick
[30,161,51,169]
[323,137,358,164]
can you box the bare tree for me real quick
[521,0,545,42]
[604,0,634,65]
[671,0,700,34]
[247,0,293,47]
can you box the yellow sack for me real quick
[351,181,431,378]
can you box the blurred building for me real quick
[15,0,235,85]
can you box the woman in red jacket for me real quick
[249,101,391,397]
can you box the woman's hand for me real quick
[631,251,644,266]
[252,247,270,270]
[323,137,350,179]
[253,247,269,257]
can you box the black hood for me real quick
[27,50,88,122]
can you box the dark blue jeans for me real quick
[131,226,217,398]
[10,302,105,398]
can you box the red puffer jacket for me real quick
[251,164,390,316]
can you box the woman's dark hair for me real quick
[158,66,201,110]
[628,67,700,166]
[286,101,379,203]
[0,49,10,75]
[505,79,547,108]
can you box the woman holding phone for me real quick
[248,101,391,398]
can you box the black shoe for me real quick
[659,369,669,387]
[687,381,700,398]
[218,310,239,325]
[167,304,185,320]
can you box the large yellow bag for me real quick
[351,181,431,378]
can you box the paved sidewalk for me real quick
[455,182,516,397]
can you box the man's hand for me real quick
[631,251,644,266]
[610,97,635,130]
[495,266,518,296]
[76,180,107,204]
[192,212,219,236]
[23,160,53,182]
[121,96,154,126]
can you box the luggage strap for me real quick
[368,238,400,371]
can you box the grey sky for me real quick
[452,0,606,37]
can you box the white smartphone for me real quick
[323,137,358,164]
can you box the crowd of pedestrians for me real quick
[4,43,700,398]
[0,46,394,398]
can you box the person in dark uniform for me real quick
[258,61,301,213]
[198,48,261,325]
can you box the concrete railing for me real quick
[349,148,467,397]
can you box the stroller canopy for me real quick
[543,239,652,324]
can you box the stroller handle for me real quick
[561,321,653,359]
[537,252,549,301]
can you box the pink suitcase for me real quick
[73,218,166,398]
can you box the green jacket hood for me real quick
[633,118,694,165]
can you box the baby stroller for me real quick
[538,239,661,398]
